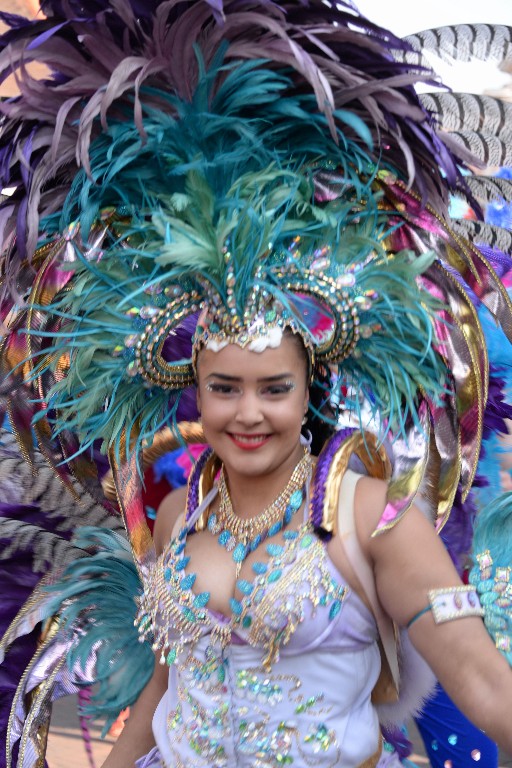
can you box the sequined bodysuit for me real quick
[136,481,386,768]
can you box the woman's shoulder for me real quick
[352,474,388,537]
[153,485,188,555]
[353,474,388,505]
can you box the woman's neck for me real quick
[221,443,307,520]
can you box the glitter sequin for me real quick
[236,671,283,705]
[304,723,336,752]
[136,495,352,767]
[136,522,347,671]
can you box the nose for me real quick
[234,390,264,426]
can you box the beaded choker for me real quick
[207,450,312,576]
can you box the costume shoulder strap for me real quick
[337,469,400,698]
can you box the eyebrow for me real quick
[206,373,295,382]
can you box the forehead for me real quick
[197,336,305,379]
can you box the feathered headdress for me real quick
[1,0,512,571]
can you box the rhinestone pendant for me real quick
[208,514,219,533]
[266,543,284,557]
[233,542,247,563]
[237,579,254,596]
[268,520,283,537]
[230,597,243,616]
[193,592,211,608]
[180,573,196,590]
[249,534,262,552]
[289,489,304,510]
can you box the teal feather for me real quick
[58,57,373,236]
[469,493,512,666]
[27,171,447,455]
[44,527,154,735]
[20,54,449,461]
[332,247,447,437]
[470,494,512,579]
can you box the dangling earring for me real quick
[302,414,308,425]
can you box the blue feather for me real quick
[469,494,512,666]
[44,527,154,734]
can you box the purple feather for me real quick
[161,314,200,424]
[185,447,214,522]
[439,488,476,575]
[0,0,467,296]
[78,688,97,768]
[380,725,413,760]
[0,11,33,31]
[0,503,51,768]
[483,366,512,440]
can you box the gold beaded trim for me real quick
[215,450,312,544]
[134,291,202,389]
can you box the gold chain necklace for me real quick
[207,449,311,576]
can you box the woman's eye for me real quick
[263,383,296,396]
[205,382,238,395]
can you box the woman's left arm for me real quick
[355,476,512,752]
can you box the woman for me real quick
[93,329,512,767]
[1,2,512,766]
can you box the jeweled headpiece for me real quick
[191,270,316,362]
[190,251,364,370]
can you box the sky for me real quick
[355,0,512,95]
[355,0,512,36]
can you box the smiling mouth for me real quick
[228,433,272,448]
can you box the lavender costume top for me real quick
[136,473,396,768]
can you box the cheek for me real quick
[197,392,233,432]
[271,396,307,431]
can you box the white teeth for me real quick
[231,434,268,444]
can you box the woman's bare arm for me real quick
[355,476,512,753]
[101,659,168,768]
[100,485,188,767]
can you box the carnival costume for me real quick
[1,1,512,766]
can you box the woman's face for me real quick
[196,334,309,479]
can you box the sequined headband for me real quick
[133,257,370,390]
[190,291,316,375]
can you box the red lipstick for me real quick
[228,433,271,450]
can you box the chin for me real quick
[220,439,302,479]
[222,451,277,477]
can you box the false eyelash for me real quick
[205,382,238,393]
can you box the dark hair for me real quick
[284,330,336,455]
[305,363,337,455]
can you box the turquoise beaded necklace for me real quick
[207,451,312,577]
